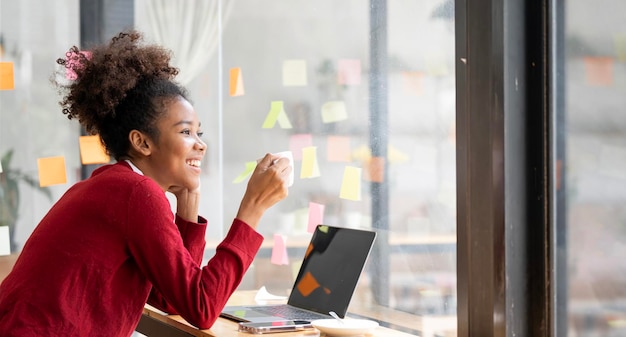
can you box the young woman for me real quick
[0,31,291,337]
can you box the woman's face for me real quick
[146,96,206,191]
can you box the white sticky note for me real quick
[0,226,10,256]
[274,151,294,187]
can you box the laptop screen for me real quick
[287,225,377,317]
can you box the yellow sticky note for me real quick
[326,136,351,162]
[614,34,626,62]
[282,59,307,86]
[0,62,15,90]
[337,59,361,85]
[232,161,257,183]
[262,101,292,129]
[321,101,348,123]
[79,135,110,165]
[300,146,320,179]
[340,166,361,201]
[229,67,245,96]
[37,156,67,187]
[584,56,614,86]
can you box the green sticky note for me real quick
[282,59,307,86]
[262,101,292,129]
[232,161,257,183]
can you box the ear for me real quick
[128,130,153,156]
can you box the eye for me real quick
[181,129,191,135]
[197,131,204,137]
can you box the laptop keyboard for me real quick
[249,304,330,321]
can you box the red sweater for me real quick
[0,162,263,337]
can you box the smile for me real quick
[186,159,201,167]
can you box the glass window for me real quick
[1,0,457,335]
[559,0,626,335]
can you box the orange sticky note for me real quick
[271,234,289,265]
[367,156,385,183]
[289,134,313,161]
[339,166,361,201]
[584,56,614,86]
[37,156,67,187]
[307,202,325,233]
[338,59,361,85]
[0,62,15,90]
[327,136,351,162]
[300,146,321,179]
[79,135,110,165]
[229,67,245,96]
[402,71,423,96]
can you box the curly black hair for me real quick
[56,30,189,160]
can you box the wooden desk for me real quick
[136,290,422,337]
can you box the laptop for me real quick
[220,224,377,323]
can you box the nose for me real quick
[196,138,207,152]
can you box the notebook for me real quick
[220,224,377,323]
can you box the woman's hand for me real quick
[169,184,201,223]
[236,153,291,229]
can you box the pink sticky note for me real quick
[327,136,351,162]
[307,202,325,233]
[584,56,614,87]
[66,50,92,80]
[289,134,313,161]
[338,59,361,85]
[271,234,289,265]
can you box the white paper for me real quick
[254,286,288,304]
[0,226,11,256]
[273,151,295,187]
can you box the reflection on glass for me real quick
[562,0,626,336]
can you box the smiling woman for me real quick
[0,30,293,337]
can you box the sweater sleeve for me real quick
[126,180,263,329]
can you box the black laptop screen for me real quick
[286,225,376,317]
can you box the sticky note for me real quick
[66,50,92,80]
[291,261,302,282]
[0,160,3,173]
[300,146,320,179]
[321,101,348,123]
[340,166,362,201]
[614,34,626,62]
[273,151,294,187]
[282,59,307,86]
[584,56,614,86]
[79,135,110,165]
[0,226,10,256]
[232,161,257,183]
[368,156,385,183]
[289,134,313,161]
[271,234,289,265]
[229,67,245,96]
[307,202,325,233]
[0,62,15,90]
[326,136,351,162]
[402,71,423,96]
[37,156,67,187]
[262,101,292,129]
[337,59,361,85]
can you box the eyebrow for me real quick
[172,120,201,127]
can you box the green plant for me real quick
[0,149,52,252]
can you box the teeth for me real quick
[187,160,201,167]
